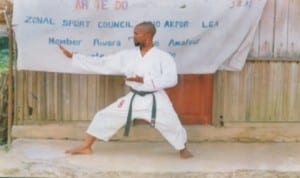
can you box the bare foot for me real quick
[65,145,93,155]
[179,148,193,159]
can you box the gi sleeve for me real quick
[143,55,178,91]
[72,51,126,75]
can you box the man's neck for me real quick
[140,44,153,56]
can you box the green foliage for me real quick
[0,37,8,50]
[0,49,8,72]
[0,37,8,145]
[0,36,8,72]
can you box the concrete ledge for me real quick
[12,122,300,142]
[2,139,300,177]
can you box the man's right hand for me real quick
[59,45,73,58]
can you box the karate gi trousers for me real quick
[86,89,187,150]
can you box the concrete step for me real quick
[1,138,300,178]
[12,122,300,142]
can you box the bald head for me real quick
[133,21,156,48]
[135,21,156,37]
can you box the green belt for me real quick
[124,88,157,136]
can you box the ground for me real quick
[1,138,300,178]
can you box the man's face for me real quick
[133,26,146,47]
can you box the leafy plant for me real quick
[0,36,8,72]
[0,49,8,72]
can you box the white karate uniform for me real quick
[72,47,187,150]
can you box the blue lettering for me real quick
[168,52,176,58]
[93,39,121,47]
[153,41,160,47]
[24,16,55,25]
[152,21,161,28]
[91,52,105,57]
[48,37,81,46]
[202,20,219,29]
[128,36,133,41]
[168,38,200,47]
[62,19,91,28]
[164,20,189,28]
[97,21,132,28]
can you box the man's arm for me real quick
[142,56,177,91]
[58,45,126,75]
[126,75,144,83]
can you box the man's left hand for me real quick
[126,75,144,83]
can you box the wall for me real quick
[213,0,300,124]
[14,0,300,125]
[15,72,128,124]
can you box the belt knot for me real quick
[124,88,157,136]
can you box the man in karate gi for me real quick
[59,21,193,159]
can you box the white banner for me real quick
[13,0,266,74]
